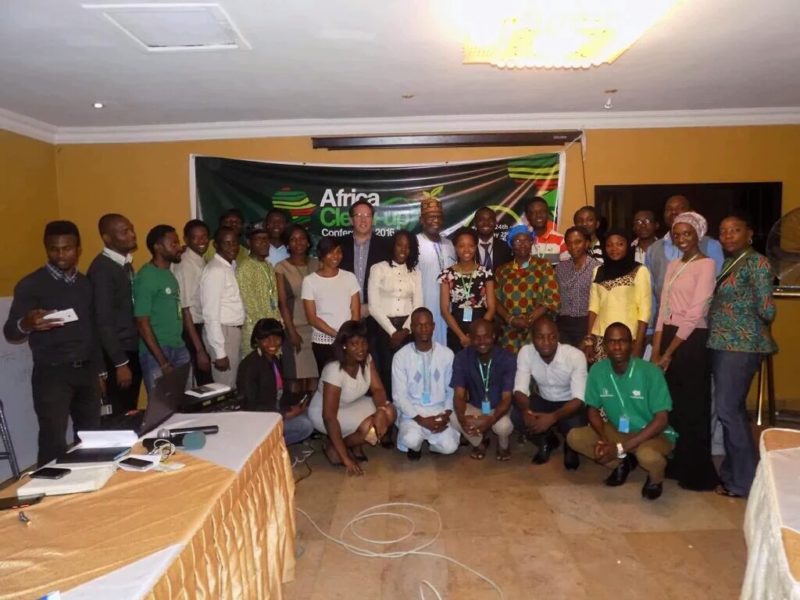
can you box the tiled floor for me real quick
[285,438,747,600]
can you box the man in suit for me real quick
[340,199,392,319]
[87,213,142,419]
[473,206,512,271]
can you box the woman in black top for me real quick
[237,318,314,445]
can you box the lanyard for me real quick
[716,248,751,285]
[664,254,698,318]
[608,361,635,414]
[477,358,492,400]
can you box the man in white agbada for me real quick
[392,307,459,460]
[415,195,455,347]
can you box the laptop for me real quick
[105,362,191,435]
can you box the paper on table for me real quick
[77,430,138,448]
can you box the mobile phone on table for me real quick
[0,494,44,510]
[30,467,71,479]
[119,457,153,470]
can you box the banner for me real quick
[193,153,565,244]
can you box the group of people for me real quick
[4,192,776,501]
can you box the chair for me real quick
[0,399,21,479]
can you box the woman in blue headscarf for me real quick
[495,224,561,353]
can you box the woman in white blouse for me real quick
[367,230,423,402]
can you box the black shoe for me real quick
[604,455,634,487]
[641,477,663,500]
[563,444,580,471]
[407,448,422,461]
[531,433,560,465]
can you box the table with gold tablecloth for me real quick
[0,411,295,599]
[742,428,800,599]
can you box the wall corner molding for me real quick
[0,108,57,144]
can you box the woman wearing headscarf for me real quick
[652,211,719,491]
[584,229,651,362]
[495,224,560,353]
[708,214,777,497]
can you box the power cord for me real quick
[295,502,504,599]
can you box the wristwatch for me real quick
[616,442,627,458]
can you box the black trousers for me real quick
[102,350,142,418]
[368,315,409,401]
[661,325,719,491]
[446,307,486,354]
[312,342,335,375]
[32,363,101,466]
[183,322,213,385]
[511,395,587,446]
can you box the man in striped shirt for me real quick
[525,196,568,264]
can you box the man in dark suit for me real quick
[339,199,392,317]
[87,213,142,419]
[473,206,512,271]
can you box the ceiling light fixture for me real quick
[92,102,105,109]
[603,89,617,110]
[460,0,682,69]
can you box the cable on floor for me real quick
[296,502,504,599]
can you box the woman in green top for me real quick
[708,214,777,498]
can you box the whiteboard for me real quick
[0,297,38,480]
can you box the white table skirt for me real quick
[742,428,800,600]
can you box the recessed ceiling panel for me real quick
[82,3,251,52]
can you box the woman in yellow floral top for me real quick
[495,224,560,353]
[708,214,777,498]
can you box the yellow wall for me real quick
[0,130,58,294]
[6,124,800,403]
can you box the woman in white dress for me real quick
[308,320,397,475]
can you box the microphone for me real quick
[167,425,219,436]
[142,429,206,452]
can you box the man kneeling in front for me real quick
[392,307,459,460]
[567,322,677,500]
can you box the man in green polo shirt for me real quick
[134,225,205,393]
[567,322,677,500]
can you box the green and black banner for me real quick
[193,152,565,244]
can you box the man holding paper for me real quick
[3,221,103,465]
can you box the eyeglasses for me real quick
[352,214,372,220]
[633,218,653,225]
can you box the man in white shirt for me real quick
[199,226,245,387]
[416,196,456,347]
[514,317,587,470]
[392,307,459,460]
[172,219,212,384]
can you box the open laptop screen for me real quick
[139,362,191,435]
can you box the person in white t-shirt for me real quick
[302,236,361,373]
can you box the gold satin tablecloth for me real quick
[0,412,295,599]
[742,428,800,599]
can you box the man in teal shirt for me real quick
[567,322,677,500]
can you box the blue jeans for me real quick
[711,349,762,496]
[139,345,191,395]
[284,413,314,445]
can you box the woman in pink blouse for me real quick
[652,212,719,491]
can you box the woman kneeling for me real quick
[308,320,397,475]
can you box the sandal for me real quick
[496,447,511,461]
[470,437,490,460]
[714,484,743,498]
[351,447,369,463]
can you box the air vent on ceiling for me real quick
[82,3,251,52]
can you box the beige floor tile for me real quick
[288,441,747,599]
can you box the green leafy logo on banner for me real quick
[272,187,316,224]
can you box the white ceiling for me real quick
[1,0,800,140]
